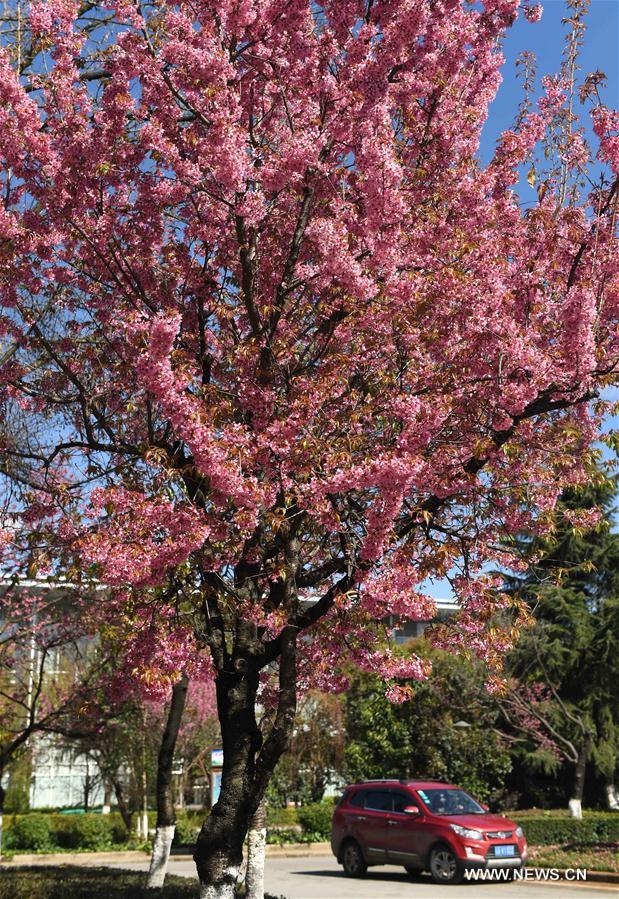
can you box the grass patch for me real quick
[0,866,286,898]
[528,843,619,873]
[0,866,197,898]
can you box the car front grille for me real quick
[486,830,513,839]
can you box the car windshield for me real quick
[416,788,484,816]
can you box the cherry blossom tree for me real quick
[0,583,106,854]
[63,592,217,879]
[144,673,218,886]
[0,0,617,895]
[499,680,593,816]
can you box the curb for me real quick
[0,843,332,866]
[0,850,150,865]
[585,872,619,884]
[169,843,332,860]
[265,842,331,857]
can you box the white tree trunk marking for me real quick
[606,783,619,811]
[245,822,267,899]
[199,865,239,899]
[568,798,582,818]
[146,824,175,888]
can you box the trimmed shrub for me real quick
[55,815,113,851]
[172,815,201,847]
[110,818,129,845]
[296,800,334,839]
[513,813,619,846]
[8,814,53,851]
[266,827,310,845]
[266,806,299,827]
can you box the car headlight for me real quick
[450,823,483,841]
[515,826,524,839]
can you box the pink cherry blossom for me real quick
[0,2,616,887]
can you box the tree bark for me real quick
[245,797,267,899]
[569,732,592,818]
[138,715,149,842]
[83,761,92,811]
[605,781,619,811]
[113,777,133,834]
[193,654,297,897]
[194,662,264,899]
[0,779,5,859]
[195,532,300,898]
[147,675,189,889]
[102,781,112,814]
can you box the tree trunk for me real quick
[177,770,185,810]
[245,797,267,899]
[0,779,5,858]
[138,717,149,842]
[113,777,133,834]
[84,763,91,811]
[147,675,189,889]
[311,772,326,803]
[194,657,269,899]
[569,732,592,818]
[102,781,112,814]
[605,781,619,811]
[195,541,299,898]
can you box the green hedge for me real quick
[7,814,53,851]
[513,813,619,846]
[56,815,114,850]
[5,812,130,851]
[266,806,299,827]
[295,800,334,839]
[172,814,203,848]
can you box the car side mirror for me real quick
[481,804,489,812]
[403,805,421,816]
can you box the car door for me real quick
[356,788,392,863]
[385,789,425,868]
[408,789,438,862]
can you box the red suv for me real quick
[331,780,528,884]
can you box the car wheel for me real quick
[404,865,423,878]
[429,844,464,885]
[341,840,367,877]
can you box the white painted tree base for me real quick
[568,798,583,818]
[606,784,619,811]
[135,811,149,841]
[199,865,239,899]
[245,824,267,899]
[146,824,175,888]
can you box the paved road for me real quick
[115,855,618,899]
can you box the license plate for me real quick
[494,845,516,857]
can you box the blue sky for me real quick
[482,0,618,160]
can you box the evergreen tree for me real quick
[344,644,512,807]
[502,470,619,813]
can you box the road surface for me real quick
[114,854,618,899]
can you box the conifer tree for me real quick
[502,469,619,813]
